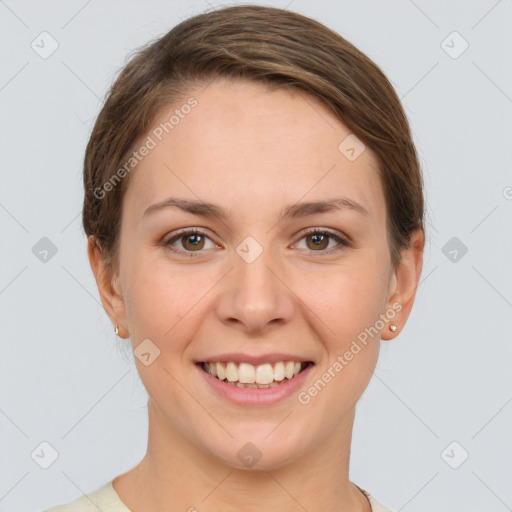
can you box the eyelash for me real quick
[163,228,351,258]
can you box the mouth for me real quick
[197,360,314,389]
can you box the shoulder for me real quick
[357,486,396,512]
[43,481,131,512]
[44,480,392,512]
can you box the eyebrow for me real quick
[142,196,369,221]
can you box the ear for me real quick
[87,235,129,338]
[381,229,425,340]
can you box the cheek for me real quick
[305,266,385,407]
[302,260,387,333]
[123,254,212,343]
[126,278,177,338]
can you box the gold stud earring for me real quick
[389,324,397,332]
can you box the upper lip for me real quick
[196,353,314,366]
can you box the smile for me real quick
[200,360,313,389]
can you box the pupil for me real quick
[310,233,327,250]
[185,234,203,249]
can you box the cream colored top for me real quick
[44,481,395,512]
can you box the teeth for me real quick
[285,361,295,379]
[226,362,238,382]
[238,362,256,383]
[274,362,285,381]
[256,363,274,385]
[216,363,226,381]
[202,360,307,385]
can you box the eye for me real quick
[164,229,218,257]
[163,227,350,258]
[294,228,350,254]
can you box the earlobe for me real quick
[87,236,129,338]
[381,229,425,341]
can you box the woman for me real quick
[46,4,424,511]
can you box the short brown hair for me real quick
[83,4,425,272]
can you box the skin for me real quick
[88,78,424,512]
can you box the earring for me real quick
[115,325,119,336]
[389,324,397,332]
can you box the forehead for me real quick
[124,78,385,222]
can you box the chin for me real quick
[206,428,309,472]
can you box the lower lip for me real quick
[196,363,314,406]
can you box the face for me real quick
[93,78,421,470]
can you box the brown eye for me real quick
[305,232,329,250]
[165,229,217,257]
[295,229,350,254]
[181,233,205,251]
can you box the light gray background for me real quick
[1,1,511,511]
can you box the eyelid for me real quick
[295,226,350,243]
[164,227,214,242]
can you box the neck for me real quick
[113,399,371,512]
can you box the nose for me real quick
[215,246,295,334]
